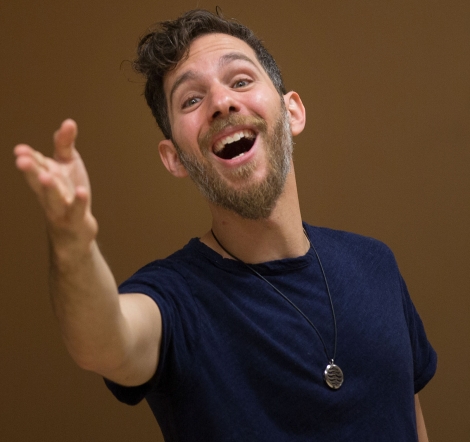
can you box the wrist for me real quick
[47,223,98,270]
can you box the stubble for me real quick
[173,101,293,220]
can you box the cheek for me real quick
[171,115,200,150]
[249,88,281,120]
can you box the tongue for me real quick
[217,137,255,160]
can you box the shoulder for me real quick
[305,223,392,255]
[130,237,202,272]
[118,238,205,298]
[304,223,399,275]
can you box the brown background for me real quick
[1,0,469,440]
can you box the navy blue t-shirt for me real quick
[105,225,437,441]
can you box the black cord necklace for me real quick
[211,228,344,390]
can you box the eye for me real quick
[182,96,201,109]
[233,79,251,89]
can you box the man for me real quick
[14,9,436,442]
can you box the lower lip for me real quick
[212,137,259,168]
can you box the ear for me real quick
[158,139,189,178]
[283,91,306,137]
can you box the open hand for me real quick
[14,119,98,245]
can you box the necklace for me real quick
[210,228,344,390]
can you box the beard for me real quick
[173,101,293,220]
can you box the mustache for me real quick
[198,114,267,153]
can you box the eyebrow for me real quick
[218,52,258,69]
[169,51,259,106]
[169,70,201,106]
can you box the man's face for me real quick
[162,33,294,219]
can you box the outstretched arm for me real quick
[14,120,162,386]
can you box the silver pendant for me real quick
[324,361,344,389]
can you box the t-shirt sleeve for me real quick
[399,275,437,393]
[104,262,198,405]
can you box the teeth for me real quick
[214,130,255,153]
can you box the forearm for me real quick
[49,237,128,374]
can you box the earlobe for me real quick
[284,91,306,137]
[158,139,189,178]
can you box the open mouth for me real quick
[213,130,256,160]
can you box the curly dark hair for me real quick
[134,9,286,139]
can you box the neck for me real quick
[200,168,307,264]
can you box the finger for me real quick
[15,148,52,194]
[53,119,78,162]
[15,146,56,183]
[36,179,75,222]
[14,143,35,157]
[18,161,67,212]
[15,146,73,213]
[15,156,42,193]
[43,185,90,227]
[69,185,90,221]
[15,144,50,173]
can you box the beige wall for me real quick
[1,1,469,440]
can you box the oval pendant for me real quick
[324,362,344,389]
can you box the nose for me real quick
[207,84,240,121]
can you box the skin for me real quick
[158,34,307,264]
[14,33,428,440]
[14,121,161,386]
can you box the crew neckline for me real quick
[187,224,317,275]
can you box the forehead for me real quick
[181,33,257,63]
[164,33,262,94]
